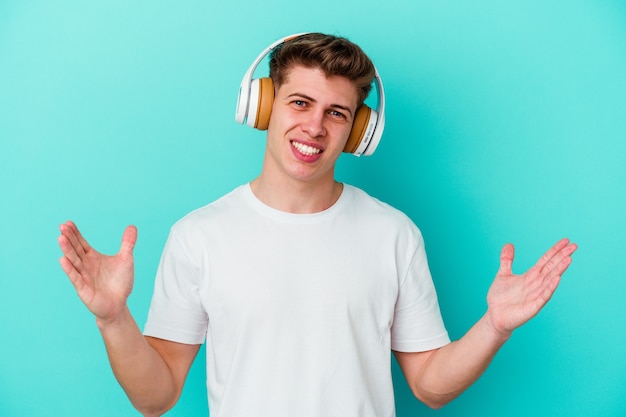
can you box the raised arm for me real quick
[395,238,578,409]
[58,221,199,416]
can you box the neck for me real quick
[250,175,343,214]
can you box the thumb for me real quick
[498,243,515,275]
[119,225,138,256]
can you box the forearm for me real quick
[411,313,510,408]
[97,307,178,416]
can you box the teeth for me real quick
[292,141,321,156]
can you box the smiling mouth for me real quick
[291,141,322,156]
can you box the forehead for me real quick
[278,65,359,110]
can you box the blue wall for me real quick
[1,1,624,416]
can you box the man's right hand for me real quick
[58,221,137,325]
[57,221,198,416]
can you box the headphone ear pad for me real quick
[344,105,372,154]
[249,77,275,130]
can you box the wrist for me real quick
[481,311,513,344]
[95,306,132,332]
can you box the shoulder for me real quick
[342,184,424,245]
[344,185,419,227]
[168,184,251,239]
[159,185,252,259]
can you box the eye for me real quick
[329,110,347,120]
[292,100,307,107]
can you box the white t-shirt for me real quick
[144,184,450,417]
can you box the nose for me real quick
[301,110,326,137]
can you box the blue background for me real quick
[1,1,624,416]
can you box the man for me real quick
[58,33,577,417]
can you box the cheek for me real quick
[331,124,353,148]
[267,107,296,133]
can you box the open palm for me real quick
[58,221,137,322]
[487,238,577,335]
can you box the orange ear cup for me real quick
[343,105,371,153]
[254,77,275,130]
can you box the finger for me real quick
[59,255,88,291]
[537,251,575,298]
[58,254,74,277]
[119,225,138,256]
[68,221,94,254]
[498,243,515,275]
[540,242,578,277]
[59,256,93,301]
[535,238,570,272]
[536,273,562,307]
[57,233,84,272]
[59,255,79,283]
[556,254,574,276]
[542,247,576,279]
[59,221,90,259]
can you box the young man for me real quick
[58,33,577,417]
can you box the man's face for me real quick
[263,65,359,186]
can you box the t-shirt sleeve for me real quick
[143,227,208,345]
[390,231,450,352]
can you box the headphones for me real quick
[235,33,386,157]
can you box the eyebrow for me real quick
[286,93,354,117]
